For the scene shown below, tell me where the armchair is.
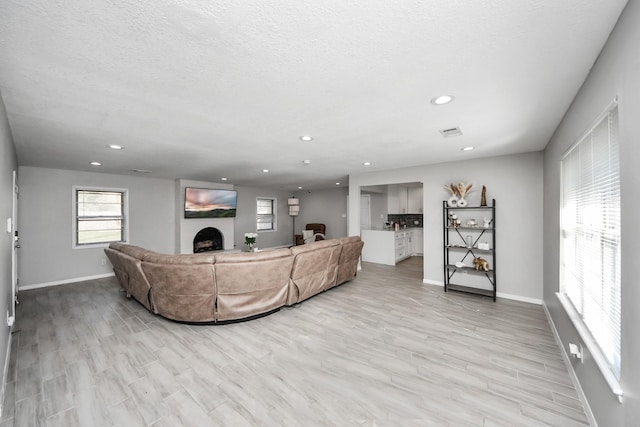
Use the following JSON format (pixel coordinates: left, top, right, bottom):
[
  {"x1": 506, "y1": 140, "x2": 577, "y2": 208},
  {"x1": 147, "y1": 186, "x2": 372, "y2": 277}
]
[{"x1": 295, "y1": 223, "x2": 326, "y2": 245}]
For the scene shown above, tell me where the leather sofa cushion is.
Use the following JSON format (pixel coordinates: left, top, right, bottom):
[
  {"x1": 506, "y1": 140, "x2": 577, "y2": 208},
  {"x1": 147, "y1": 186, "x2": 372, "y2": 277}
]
[
  {"x1": 143, "y1": 252, "x2": 216, "y2": 265},
  {"x1": 335, "y1": 236, "x2": 365, "y2": 287},
  {"x1": 141, "y1": 254, "x2": 216, "y2": 322},
  {"x1": 215, "y1": 248, "x2": 293, "y2": 321},
  {"x1": 289, "y1": 239, "x2": 342, "y2": 303}
]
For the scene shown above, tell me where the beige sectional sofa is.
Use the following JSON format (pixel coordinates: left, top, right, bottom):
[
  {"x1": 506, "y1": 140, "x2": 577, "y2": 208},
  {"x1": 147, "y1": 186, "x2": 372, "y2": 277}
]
[{"x1": 104, "y1": 236, "x2": 364, "y2": 323}]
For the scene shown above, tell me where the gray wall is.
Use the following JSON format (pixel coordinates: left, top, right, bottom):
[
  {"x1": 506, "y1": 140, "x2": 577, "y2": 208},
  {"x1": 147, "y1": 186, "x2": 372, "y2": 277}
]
[
  {"x1": 296, "y1": 187, "x2": 349, "y2": 240},
  {"x1": 16, "y1": 168, "x2": 299, "y2": 287},
  {"x1": 349, "y1": 151, "x2": 544, "y2": 302},
  {"x1": 17, "y1": 166, "x2": 176, "y2": 287},
  {"x1": 543, "y1": 1, "x2": 639, "y2": 424},
  {"x1": 0, "y1": 92, "x2": 17, "y2": 415},
  {"x1": 233, "y1": 185, "x2": 293, "y2": 249},
  {"x1": 364, "y1": 191, "x2": 388, "y2": 230}
]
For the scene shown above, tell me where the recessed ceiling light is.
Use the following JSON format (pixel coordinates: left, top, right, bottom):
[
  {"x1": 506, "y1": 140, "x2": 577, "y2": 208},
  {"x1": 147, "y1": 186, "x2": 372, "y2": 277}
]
[
  {"x1": 300, "y1": 135, "x2": 313, "y2": 142},
  {"x1": 462, "y1": 146, "x2": 475, "y2": 151},
  {"x1": 302, "y1": 160, "x2": 311, "y2": 165},
  {"x1": 362, "y1": 162, "x2": 372, "y2": 166},
  {"x1": 221, "y1": 177, "x2": 228, "y2": 181},
  {"x1": 108, "y1": 144, "x2": 124, "y2": 150},
  {"x1": 131, "y1": 168, "x2": 152, "y2": 173},
  {"x1": 90, "y1": 161, "x2": 101, "y2": 166},
  {"x1": 298, "y1": 186, "x2": 303, "y2": 190},
  {"x1": 262, "y1": 169, "x2": 270, "y2": 173},
  {"x1": 431, "y1": 95, "x2": 455, "y2": 105},
  {"x1": 335, "y1": 182, "x2": 340, "y2": 186}
]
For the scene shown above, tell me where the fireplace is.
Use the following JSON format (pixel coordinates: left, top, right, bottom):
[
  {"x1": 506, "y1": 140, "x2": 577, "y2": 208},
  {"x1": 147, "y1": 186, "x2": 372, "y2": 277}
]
[{"x1": 193, "y1": 227, "x2": 223, "y2": 253}]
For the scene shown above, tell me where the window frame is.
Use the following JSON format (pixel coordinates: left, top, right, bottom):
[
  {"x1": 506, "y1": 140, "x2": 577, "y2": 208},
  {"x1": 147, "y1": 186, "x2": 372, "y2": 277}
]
[
  {"x1": 72, "y1": 186, "x2": 129, "y2": 249},
  {"x1": 256, "y1": 197, "x2": 277, "y2": 232},
  {"x1": 557, "y1": 98, "x2": 623, "y2": 400}
]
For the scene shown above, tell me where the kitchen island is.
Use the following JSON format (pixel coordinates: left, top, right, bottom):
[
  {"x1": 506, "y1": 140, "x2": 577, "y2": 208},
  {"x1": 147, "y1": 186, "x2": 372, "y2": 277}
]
[{"x1": 361, "y1": 227, "x2": 423, "y2": 266}]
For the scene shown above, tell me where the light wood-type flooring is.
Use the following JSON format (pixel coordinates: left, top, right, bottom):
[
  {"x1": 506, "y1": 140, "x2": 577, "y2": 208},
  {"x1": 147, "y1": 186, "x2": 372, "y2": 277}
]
[{"x1": 1, "y1": 257, "x2": 589, "y2": 426}]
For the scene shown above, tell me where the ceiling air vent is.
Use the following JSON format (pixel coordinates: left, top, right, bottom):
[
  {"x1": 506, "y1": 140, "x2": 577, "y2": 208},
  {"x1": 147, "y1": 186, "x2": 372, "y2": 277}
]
[{"x1": 440, "y1": 127, "x2": 463, "y2": 138}]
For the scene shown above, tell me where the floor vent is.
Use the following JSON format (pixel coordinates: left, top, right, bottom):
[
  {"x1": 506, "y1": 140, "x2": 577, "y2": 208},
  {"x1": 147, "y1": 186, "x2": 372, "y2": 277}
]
[{"x1": 440, "y1": 127, "x2": 463, "y2": 137}]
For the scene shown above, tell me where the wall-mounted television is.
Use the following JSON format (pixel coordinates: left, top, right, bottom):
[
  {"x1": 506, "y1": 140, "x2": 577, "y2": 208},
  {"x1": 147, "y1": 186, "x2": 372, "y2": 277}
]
[{"x1": 184, "y1": 187, "x2": 237, "y2": 219}]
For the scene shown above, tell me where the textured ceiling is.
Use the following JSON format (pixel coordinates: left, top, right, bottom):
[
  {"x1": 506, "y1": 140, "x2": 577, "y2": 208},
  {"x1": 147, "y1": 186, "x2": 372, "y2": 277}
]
[{"x1": 0, "y1": 0, "x2": 628, "y2": 190}]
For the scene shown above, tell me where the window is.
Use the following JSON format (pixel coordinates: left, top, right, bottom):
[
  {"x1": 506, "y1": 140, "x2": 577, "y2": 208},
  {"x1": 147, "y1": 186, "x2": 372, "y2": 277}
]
[
  {"x1": 560, "y1": 102, "x2": 621, "y2": 380},
  {"x1": 74, "y1": 187, "x2": 128, "y2": 247},
  {"x1": 256, "y1": 197, "x2": 276, "y2": 231}
]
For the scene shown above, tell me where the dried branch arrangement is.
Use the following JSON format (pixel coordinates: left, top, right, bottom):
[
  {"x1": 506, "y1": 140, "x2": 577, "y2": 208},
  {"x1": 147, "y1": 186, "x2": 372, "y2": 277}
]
[{"x1": 444, "y1": 182, "x2": 472, "y2": 198}]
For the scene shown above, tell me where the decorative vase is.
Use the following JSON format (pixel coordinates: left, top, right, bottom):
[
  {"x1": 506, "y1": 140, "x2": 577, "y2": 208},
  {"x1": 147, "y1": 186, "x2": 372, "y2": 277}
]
[
  {"x1": 246, "y1": 242, "x2": 255, "y2": 252},
  {"x1": 447, "y1": 195, "x2": 459, "y2": 207},
  {"x1": 457, "y1": 197, "x2": 468, "y2": 207}
]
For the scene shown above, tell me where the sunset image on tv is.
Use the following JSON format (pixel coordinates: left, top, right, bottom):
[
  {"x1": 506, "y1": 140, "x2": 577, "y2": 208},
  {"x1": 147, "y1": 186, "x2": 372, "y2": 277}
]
[{"x1": 184, "y1": 188, "x2": 237, "y2": 218}]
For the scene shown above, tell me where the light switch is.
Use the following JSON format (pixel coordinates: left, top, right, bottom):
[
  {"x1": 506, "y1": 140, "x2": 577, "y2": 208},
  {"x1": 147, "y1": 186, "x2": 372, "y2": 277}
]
[{"x1": 5, "y1": 218, "x2": 11, "y2": 234}]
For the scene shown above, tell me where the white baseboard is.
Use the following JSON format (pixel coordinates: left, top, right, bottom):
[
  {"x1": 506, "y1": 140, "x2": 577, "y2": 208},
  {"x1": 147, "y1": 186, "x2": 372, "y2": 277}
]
[
  {"x1": 543, "y1": 303, "x2": 597, "y2": 427},
  {"x1": 422, "y1": 279, "x2": 542, "y2": 305},
  {"x1": 496, "y1": 292, "x2": 542, "y2": 305},
  {"x1": 0, "y1": 332, "x2": 12, "y2": 419},
  {"x1": 19, "y1": 272, "x2": 115, "y2": 291}
]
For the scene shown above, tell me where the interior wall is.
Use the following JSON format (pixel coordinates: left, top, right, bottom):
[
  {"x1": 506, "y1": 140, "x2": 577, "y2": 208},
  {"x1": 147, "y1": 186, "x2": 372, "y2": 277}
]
[
  {"x1": 349, "y1": 151, "x2": 544, "y2": 302},
  {"x1": 295, "y1": 187, "x2": 348, "y2": 240},
  {"x1": 543, "y1": 0, "x2": 639, "y2": 424},
  {"x1": 0, "y1": 91, "x2": 17, "y2": 416},
  {"x1": 17, "y1": 166, "x2": 176, "y2": 287},
  {"x1": 233, "y1": 185, "x2": 293, "y2": 249}
]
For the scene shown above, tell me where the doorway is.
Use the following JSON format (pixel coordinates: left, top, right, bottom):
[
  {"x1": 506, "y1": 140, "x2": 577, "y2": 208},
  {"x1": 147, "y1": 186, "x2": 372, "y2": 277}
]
[
  {"x1": 10, "y1": 170, "x2": 19, "y2": 323},
  {"x1": 360, "y1": 194, "x2": 371, "y2": 230},
  {"x1": 359, "y1": 182, "x2": 424, "y2": 277}
]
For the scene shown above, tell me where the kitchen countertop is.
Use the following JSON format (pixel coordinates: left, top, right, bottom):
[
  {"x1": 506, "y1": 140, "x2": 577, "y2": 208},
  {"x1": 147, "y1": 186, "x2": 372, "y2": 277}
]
[{"x1": 362, "y1": 226, "x2": 423, "y2": 231}]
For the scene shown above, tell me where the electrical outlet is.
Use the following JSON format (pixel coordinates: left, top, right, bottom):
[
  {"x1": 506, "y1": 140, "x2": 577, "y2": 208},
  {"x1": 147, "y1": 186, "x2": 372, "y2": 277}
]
[
  {"x1": 6, "y1": 311, "x2": 14, "y2": 327},
  {"x1": 569, "y1": 343, "x2": 584, "y2": 363}
]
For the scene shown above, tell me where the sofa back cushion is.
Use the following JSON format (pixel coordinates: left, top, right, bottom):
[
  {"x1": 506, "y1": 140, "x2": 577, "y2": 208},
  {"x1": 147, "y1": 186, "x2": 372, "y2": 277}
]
[
  {"x1": 111, "y1": 242, "x2": 151, "y2": 259},
  {"x1": 289, "y1": 239, "x2": 342, "y2": 304},
  {"x1": 334, "y1": 236, "x2": 364, "y2": 287},
  {"x1": 104, "y1": 247, "x2": 129, "y2": 292},
  {"x1": 141, "y1": 253, "x2": 216, "y2": 322},
  {"x1": 214, "y1": 248, "x2": 293, "y2": 321},
  {"x1": 112, "y1": 248, "x2": 154, "y2": 310}
]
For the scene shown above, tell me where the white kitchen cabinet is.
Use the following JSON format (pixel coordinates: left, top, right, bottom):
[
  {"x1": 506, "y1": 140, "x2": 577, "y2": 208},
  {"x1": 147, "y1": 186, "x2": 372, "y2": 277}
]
[
  {"x1": 387, "y1": 185, "x2": 402, "y2": 214},
  {"x1": 388, "y1": 184, "x2": 423, "y2": 214},
  {"x1": 395, "y1": 231, "x2": 408, "y2": 262},
  {"x1": 398, "y1": 187, "x2": 408, "y2": 214},
  {"x1": 407, "y1": 186, "x2": 423, "y2": 213}
]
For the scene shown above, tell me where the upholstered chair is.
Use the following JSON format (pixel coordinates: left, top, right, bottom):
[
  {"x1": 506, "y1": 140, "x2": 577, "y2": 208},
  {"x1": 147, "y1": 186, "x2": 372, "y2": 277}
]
[
  {"x1": 295, "y1": 223, "x2": 326, "y2": 245},
  {"x1": 305, "y1": 223, "x2": 326, "y2": 241}
]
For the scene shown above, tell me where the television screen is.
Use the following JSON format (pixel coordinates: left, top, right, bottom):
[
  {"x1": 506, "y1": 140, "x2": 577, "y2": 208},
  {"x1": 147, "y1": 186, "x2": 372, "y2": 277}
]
[{"x1": 184, "y1": 187, "x2": 237, "y2": 218}]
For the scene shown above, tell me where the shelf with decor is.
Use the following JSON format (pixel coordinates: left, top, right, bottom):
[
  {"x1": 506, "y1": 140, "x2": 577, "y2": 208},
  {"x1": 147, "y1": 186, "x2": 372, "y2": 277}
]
[{"x1": 443, "y1": 199, "x2": 496, "y2": 301}]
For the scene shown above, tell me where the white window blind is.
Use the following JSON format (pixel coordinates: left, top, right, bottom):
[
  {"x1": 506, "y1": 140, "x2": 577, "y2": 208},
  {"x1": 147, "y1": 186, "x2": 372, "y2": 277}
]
[
  {"x1": 256, "y1": 198, "x2": 276, "y2": 231},
  {"x1": 560, "y1": 103, "x2": 621, "y2": 378},
  {"x1": 75, "y1": 189, "x2": 126, "y2": 246}
]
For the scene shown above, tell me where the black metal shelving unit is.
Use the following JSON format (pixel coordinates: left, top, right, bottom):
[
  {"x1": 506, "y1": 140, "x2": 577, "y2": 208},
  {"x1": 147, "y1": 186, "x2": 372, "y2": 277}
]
[{"x1": 443, "y1": 199, "x2": 496, "y2": 301}]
